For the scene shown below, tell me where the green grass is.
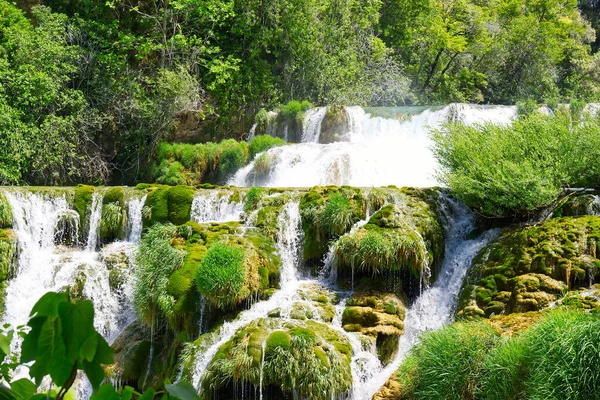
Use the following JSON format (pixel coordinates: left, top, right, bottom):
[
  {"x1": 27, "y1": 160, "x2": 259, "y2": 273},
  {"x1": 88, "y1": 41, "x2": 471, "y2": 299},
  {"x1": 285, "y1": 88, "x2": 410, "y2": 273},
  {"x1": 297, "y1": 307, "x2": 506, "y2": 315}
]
[
  {"x1": 0, "y1": 192, "x2": 12, "y2": 229},
  {"x1": 320, "y1": 193, "x2": 354, "y2": 237},
  {"x1": 243, "y1": 186, "x2": 265, "y2": 213},
  {"x1": 134, "y1": 223, "x2": 184, "y2": 325},
  {"x1": 194, "y1": 242, "x2": 248, "y2": 310},
  {"x1": 249, "y1": 135, "x2": 286, "y2": 160},
  {"x1": 396, "y1": 309, "x2": 600, "y2": 400}
]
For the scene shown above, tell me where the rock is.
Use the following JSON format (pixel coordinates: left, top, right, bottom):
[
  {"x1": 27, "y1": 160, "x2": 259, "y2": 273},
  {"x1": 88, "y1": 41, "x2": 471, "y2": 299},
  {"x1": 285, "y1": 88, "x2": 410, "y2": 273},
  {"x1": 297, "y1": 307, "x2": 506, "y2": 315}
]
[{"x1": 458, "y1": 216, "x2": 600, "y2": 318}]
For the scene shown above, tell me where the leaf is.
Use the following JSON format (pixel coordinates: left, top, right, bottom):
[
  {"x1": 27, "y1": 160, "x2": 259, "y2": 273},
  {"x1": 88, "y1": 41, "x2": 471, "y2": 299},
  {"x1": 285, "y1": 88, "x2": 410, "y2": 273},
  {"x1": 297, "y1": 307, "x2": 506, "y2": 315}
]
[
  {"x1": 0, "y1": 385, "x2": 20, "y2": 400},
  {"x1": 89, "y1": 384, "x2": 119, "y2": 400},
  {"x1": 20, "y1": 317, "x2": 44, "y2": 363},
  {"x1": 164, "y1": 382, "x2": 200, "y2": 400},
  {"x1": 138, "y1": 388, "x2": 155, "y2": 400},
  {"x1": 82, "y1": 360, "x2": 104, "y2": 391},
  {"x1": 92, "y1": 334, "x2": 114, "y2": 365},
  {"x1": 30, "y1": 292, "x2": 68, "y2": 318},
  {"x1": 29, "y1": 317, "x2": 70, "y2": 386},
  {"x1": 0, "y1": 330, "x2": 13, "y2": 356},
  {"x1": 79, "y1": 334, "x2": 98, "y2": 362},
  {"x1": 58, "y1": 300, "x2": 95, "y2": 363},
  {"x1": 9, "y1": 379, "x2": 36, "y2": 398},
  {"x1": 121, "y1": 386, "x2": 134, "y2": 400}
]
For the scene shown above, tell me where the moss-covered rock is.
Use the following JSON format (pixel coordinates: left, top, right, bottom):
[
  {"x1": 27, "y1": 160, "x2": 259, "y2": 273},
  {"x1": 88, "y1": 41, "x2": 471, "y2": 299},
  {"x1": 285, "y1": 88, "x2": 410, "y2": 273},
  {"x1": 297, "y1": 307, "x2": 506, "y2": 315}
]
[
  {"x1": 166, "y1": 221, "x2": 281, "y2": 333},
  {"x1": 54, "y1": 210, "x2": 81, "y2": 245},
  {"x1": 201, "y1": 318, "x2": 352, "y2": 400},
  {"x1": 73, "y1": 185, "x2": 95, "y2": 240},
  {"x1": 100, "y1": 187, "x2": 126, "y2": 241},
  {"x1": 299, "y1": 186, "x2": 366, "y2": 265},
  {"x1": 141, "y1": 185, "x2": 196, "y2": 227},
  {"x1": 458, "y1": 216, "x2": 600, "y2": 318},
  {"x1": 342, "y1": 281, "x2": 406, "y2": 365},
  {"x1": 0, "y1": 191, "x2": 13, "y2": 229},
  {"x1": 335, "y1": 188, "x2": 445, "y2": 297},
  {"x1": 0, "y1": 229, "x2": 16, "y2": 283},
  {"x1": 319, "y1": 105, "x2": 350, "y2": 144},
  {"x1": 268, "y1": 283, "x2": 337, "y2": 323}
]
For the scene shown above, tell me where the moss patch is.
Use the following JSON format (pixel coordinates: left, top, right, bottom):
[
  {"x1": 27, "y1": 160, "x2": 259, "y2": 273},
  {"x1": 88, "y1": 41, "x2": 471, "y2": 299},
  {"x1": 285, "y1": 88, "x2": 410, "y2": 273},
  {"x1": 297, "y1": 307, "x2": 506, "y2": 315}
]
[
  {"x1": 299, "y1": 186, "x2": 366, "y2": 265},
  {"x1": 458, "y1": 216, "x2": 600, "y2": 318},
  {"x1": 335, "y1": 188, "x2": 445, "y2": 298},
  {"x1": 202, "y1": 318, "x2": 352, "y2": 400},
  {"x1": 0, "y1": 191, "x2": 13, "y2": 229}
]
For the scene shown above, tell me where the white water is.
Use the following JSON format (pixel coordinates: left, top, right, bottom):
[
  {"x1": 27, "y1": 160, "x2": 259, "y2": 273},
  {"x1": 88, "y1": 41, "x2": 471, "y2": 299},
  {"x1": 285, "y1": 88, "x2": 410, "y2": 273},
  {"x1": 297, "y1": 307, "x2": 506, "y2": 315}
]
[
  {"x1": 356, "y1": 198, "x2": 499, "y2": 400},
  {"x1": 301, "y1": 107, "x2": 327, "y2": 143},
  {"x1": 86, "y1": 193, "x2": 103, "y2": 251},
  {"x1": 1, "y1": 189, "x2": 142, "y2": 397},
  {"x1": 230, "y1": 104, "x2": 516, "y2": 188},
  {"x1": 191, "y1": 202, "x2": 304, "y2": 390},
  {"x1": 127, "y1": 195, "x2": 147, "y2": 243},
  {"x1": 190, "y1": 192, "x2": 244, "y2": 223}
]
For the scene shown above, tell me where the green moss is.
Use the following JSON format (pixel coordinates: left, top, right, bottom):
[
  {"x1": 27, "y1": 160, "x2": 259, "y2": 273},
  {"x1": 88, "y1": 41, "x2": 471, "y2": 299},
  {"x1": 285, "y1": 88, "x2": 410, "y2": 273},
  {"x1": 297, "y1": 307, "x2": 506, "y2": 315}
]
[
  {"x1": 103, "y1": 187, "x2": 125, "y2": 206},
  {"x1": 0, "y1": 229, "x2": 16, "y2": 282},
  {"x1": 143, "y1": 186, "x2": 170, "y2": 227},
  {"x1": 202, "y1": 318, "x2": 351, "y2": 399},
  {"x1": 168, "y1": 186, "x2": 194, "y2": 225},
  {"x1": 266, "y1": 331, "x2": 292, "y2": 351},
  {"x1": 334, "y1": 188, "x2": 445, "y2": 297},
  {"x1": 299, "y1": 186, "x2": 366, "y2": 263},
  {"x1": 73, "y1": 185, "x2": 94, "y2": 234},
  {"x1": 319, "y1": 105, "x2": 350, "y2": 144},
  {"x1": 0, "y1": 192, "x2": 13, "y2": 229},
  {"x1": 458, "y1": 216, "x2": 600, "y2": 318},
  {"x1": 244, "y1": 186, "x2": 265, "y2": 213}
]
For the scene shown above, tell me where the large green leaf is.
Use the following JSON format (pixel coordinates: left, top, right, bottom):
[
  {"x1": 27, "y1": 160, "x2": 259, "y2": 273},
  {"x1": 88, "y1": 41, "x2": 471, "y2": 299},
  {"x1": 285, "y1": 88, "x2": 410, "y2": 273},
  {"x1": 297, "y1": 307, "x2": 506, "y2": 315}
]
[
  {"x1": 164, "y1": 382, "x2": 200, "y2": 400},
  {"x1": 59, "y1": 300, "x2": 96, "y2": 363},
  {"x1": 81, "y1": 360, "x2": 104, "y2": 391},
  {"x1": 9, "y1": 379, "x2": 36, "y2": 398},
  {"x1": 0, "y1": 330, "x2": 13, "y2": 357},
  {"x1": 28, "y1": 316, "x2": 70, "y2": 386},
  {"x1": 20, "y1": 317, "x2": 44, "y2": 363},
  {"x1": 89, "y1": 384, "x2": 119, "y2": 400},
  {"x1": 30, "y1": 292, "x2": 68, "y2": 318}
]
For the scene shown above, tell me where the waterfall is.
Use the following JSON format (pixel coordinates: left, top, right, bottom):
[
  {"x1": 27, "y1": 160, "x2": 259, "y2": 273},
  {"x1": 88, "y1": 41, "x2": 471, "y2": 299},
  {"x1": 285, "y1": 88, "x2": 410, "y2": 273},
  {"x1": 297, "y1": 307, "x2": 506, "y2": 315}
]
[
  {"x1": 1, "y1": 189, "x2": 143, "y2": 397},
  {"x1": 127, "y1": 195, "x2": 147, "y2": 243},
  {"x1": 190, "y1": 192, "x2": 244, "y2": 223},
  {"x1": 301, "y1": 107, "x2": 327, "y2": 143},
  {"x1": 230, "y1": 104, "x2": 517, "y2": 188},
  {"x1": 356, "y1": 197, "x2": 500, "y2": 400},
  {"x1": 86, "y1": 193, "x2": 103, "y2": 251},
  {"x1": 191, "y1": 202, "x2": 304, "y2": 391}
]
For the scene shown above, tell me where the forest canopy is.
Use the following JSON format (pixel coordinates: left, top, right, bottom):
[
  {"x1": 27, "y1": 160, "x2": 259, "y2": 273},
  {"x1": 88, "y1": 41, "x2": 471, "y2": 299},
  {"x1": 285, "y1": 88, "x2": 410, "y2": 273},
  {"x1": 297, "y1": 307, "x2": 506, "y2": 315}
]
[{"x1": 0, "y1": 0, "x2": 599, "y2": 185}]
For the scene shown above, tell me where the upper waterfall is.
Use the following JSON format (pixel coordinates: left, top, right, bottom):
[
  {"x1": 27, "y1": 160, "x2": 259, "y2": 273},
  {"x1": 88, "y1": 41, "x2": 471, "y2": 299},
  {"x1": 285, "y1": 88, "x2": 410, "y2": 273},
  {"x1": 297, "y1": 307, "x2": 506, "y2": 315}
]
[{"x1": 230, "y1": 104, "x2": 516, "y2": 188}]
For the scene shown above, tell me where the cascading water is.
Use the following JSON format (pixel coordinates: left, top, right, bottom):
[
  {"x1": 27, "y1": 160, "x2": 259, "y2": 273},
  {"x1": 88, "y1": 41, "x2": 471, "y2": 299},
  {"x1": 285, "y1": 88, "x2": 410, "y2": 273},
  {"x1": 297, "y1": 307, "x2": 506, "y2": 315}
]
[
  {"x1": 355, "y1": 197, "x2": 500, "y2": 400},
  {"x1": 191, "y1": 201, "x2": 304, "y2": 391},
  {"x1": 1, "y1": 189, "x2": 144, "y2": 398},
  {"x1": 301, "y1": 107, "x2": 327, "y2": 143},
  {"x1": 127, "y1": 195, "x2": 147, "y2": 243},
  {"x1": 230, "y1": 104, "x2": 517, "y2": 188},
  {"x1": 190, "y1": 191, "x2": 244, "y2": 223}
]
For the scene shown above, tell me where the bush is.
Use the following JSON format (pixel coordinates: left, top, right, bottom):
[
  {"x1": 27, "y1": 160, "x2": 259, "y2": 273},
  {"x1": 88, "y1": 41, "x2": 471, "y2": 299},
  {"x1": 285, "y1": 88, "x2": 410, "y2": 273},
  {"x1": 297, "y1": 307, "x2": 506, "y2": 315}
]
[
  {"x1": 320, "y1": 193, "x2": 354, "y2": 237},
  {"x1": 194, "y1": 242, "x2": 248, "y2": 310},
  {"x1": 218, "y1": 143, "x2": 248, "y2": 181},
  {"x1": 278, "y1": 100, "x2": 313, "y2": 119},
  {"x1": 244, "y1": 186, "x2": 265, "y2": 213},
  {"x1": 249, "y1": 135, "x2": 286, "y2": 160},
  {"x1": 432, "y1": 111, "x2": 600, "y2": 217}
]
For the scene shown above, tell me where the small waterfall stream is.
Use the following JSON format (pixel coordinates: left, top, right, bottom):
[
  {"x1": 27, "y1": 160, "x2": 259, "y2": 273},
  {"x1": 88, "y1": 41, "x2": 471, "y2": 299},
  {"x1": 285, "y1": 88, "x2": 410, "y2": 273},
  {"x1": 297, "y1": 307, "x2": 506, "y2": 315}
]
[{"x1": 190, "y1": 191, "x2": 244, "y2": 223}]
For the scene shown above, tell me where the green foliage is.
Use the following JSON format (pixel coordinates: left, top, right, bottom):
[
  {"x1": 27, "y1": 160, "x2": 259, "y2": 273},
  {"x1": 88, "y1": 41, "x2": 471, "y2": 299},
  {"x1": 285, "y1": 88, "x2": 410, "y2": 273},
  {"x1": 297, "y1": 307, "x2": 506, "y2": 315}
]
[
  {"x1": 100, "y1": 202, "x2": 123, "y2": 240},
  {"x1": 134, "y1": 224, "x2": 184, "y2": 325},
  {"x1": 194, "y1": 242, "x2": 248, "y2": 310},
  {"x1": 432, "y1": 112, "x2": 600, "y2": 217},
  {"x1": 20, "y1": 292, "x2": 114, "y2": 394},
  {"x1": 0, "y1": 192, "x2": 12, "y2": 229},
  {"x1": 320, "y1": 193, "x2": 354, "y2": 238},
  {"x1": 248, "y1": 135, "x2": 286, "y2": 160},
  {"x1": 398, "y1": 321, "x2": 499, "y2": 400},
  {"x1": 167, "y1": 186, "x2": 194, "y2": 226},
  {"x1": 243, "y1": 187, "x2": 265, "y2": 213},
  {"x1": 278, "y1": 101, "x2": 313, "y2": 119},
  {"x1": 397, "y1": 309, "x2": 600, "y2": 400},
  {"x1": 73, "y1": 185, "x2": 94, "y2": 232}
]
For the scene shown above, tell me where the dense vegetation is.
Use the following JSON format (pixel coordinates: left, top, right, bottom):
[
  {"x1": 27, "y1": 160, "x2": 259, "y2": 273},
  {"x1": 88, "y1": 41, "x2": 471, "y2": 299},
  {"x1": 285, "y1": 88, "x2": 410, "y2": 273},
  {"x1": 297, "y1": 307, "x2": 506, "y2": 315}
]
[
  {"x1": 0, "y1": 0, "x2": 599, "y2": 186},
  {"x1": 395, "y1": 309, "x2": 600, "y2": 400},
  {"x1": 432, "y1": 106, "x2": 600, "y2": 217}
]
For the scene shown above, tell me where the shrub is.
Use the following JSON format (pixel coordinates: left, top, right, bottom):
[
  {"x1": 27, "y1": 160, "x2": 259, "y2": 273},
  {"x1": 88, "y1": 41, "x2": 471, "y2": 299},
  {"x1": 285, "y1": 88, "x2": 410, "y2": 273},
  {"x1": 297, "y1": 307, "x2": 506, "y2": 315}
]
[
  {"x1": 432, "y1": 111, "x2": 600, "y2": 217},
  {"x1": 249, "y1": 135, "x2": 286, "y2": 160},
  {"x1": 217, "y1": 142, "x2": 248, "y2": 182},
  {"x1": 194, "y1": 242, "x2": 248, "y2": 310},
  {"x1": 278, "y1": 100, "x2": 313, "y2": 119},
  {"x1": 0, "y1": 192, "x2": 13, "y2": 229}
]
